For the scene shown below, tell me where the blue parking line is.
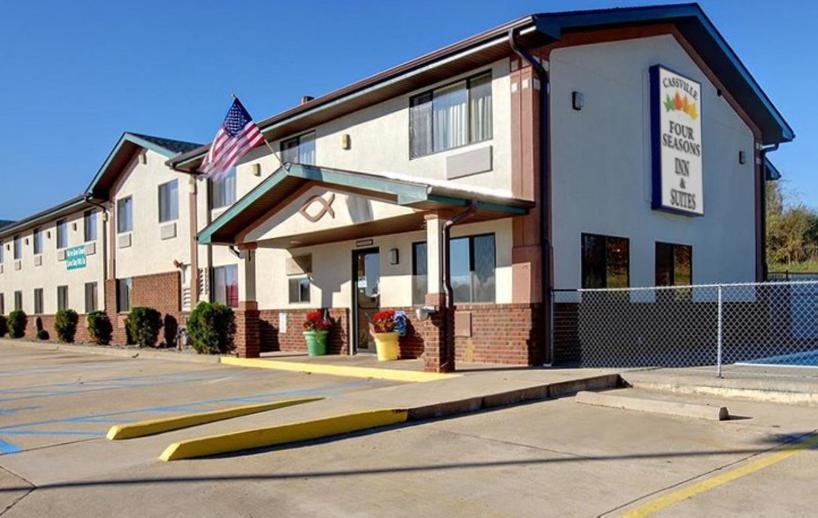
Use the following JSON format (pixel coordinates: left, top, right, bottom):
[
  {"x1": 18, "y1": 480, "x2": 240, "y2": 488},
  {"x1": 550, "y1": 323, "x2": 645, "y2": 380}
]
[{"x1": 0, "y1": 439, "x2": 22, "y2": 453}]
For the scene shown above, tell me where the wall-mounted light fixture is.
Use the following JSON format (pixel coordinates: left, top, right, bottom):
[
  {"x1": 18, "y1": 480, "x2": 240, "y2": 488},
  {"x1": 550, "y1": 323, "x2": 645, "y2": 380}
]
[
  {"x1": 46, "y1": 231, "x2": 51, "y2": 239},
  {"x1": 738, "y1": 151, "x2": 746, "y2": 165},
  {"x1": 572, "y1": 91, "x2": 584, "y2": 111},
  {"x1": 252, "y1": 163, "x2": 262, "y2": 176},
  {"x1": 139, "y1": 151, "x2": 147, "y2": 165},
  {"x1": 341, "y1": 134, "x2": 351, "y2": 150},
  {"x1": 389, "y1": 248, "x2": 399, "y2": 265},
  {"x1": 72, "y1": 222, "x2": 78, "y2": 231}
]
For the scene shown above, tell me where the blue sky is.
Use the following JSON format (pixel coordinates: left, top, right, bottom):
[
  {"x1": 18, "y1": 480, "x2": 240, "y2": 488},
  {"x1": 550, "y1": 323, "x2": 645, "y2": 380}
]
[{"x1": 0, "y1": 0, "x2": 814, "y2": 220}]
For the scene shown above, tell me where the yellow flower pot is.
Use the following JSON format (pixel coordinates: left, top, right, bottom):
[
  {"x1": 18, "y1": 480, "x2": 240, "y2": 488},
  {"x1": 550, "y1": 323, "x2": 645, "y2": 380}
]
[{"x1": 373, "y1": 332, "x2": 399, "y2": 361}]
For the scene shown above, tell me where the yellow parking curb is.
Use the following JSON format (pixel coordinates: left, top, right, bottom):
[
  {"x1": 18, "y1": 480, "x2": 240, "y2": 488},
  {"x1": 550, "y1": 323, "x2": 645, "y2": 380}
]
[
  {"x1": 107, "y1": 397, "x2": 323, "y2": 440},
  {"x1": 159, "y1": 408, "x2": 409, "y2": 461},
  {"x1": 220, "y1": 357, "x2": 457, "y2": 383}
]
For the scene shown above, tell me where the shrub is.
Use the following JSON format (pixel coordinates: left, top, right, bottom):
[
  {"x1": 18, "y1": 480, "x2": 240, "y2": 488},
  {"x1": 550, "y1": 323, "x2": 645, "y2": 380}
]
[
  {"x1": 187, "y1": 301, "x2": 235, "y2": 354},
  {"x1": 0, "y1": 315, "x2": 7, "y2": 338},
  {"x1": 55, "y1": 309, "x2": 79, "y2": 343},
  {"x1": 86, "y1": 311, "x2": 113, "y2": 345},
  {"x1": 125, "y1": 307, "x2": 162, "y2": 347},
  {"x1": 7, "y1": 311, "x2": 27, "y2": 338},
  {"x1": 36, "y1": 329, "x2": 50, "y2": 341},
  {"x1": 302, "y1": 310, "x2": 331, "y2": 332}
]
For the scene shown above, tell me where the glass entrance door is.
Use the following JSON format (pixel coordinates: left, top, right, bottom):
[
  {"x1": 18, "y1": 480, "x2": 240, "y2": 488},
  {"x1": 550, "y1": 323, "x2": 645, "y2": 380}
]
[{"x1": 353, "y1": 248, "x2": 380, "y2": 352}]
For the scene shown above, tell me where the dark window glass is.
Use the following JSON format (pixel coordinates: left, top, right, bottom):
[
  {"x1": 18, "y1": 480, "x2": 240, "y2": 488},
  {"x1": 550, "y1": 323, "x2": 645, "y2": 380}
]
[
  {"x1": 57, "y1": 286, "x2": 69, "y2": 312},
  {"x1": 212, "y1": 265, "x2": 238, "y2": 308},
  {"x1": 582, "y1": 234, "x2": 630, "y2": 289},
  {"x1": 412, "y1": 242, "x2": 427, "y2": 306},
  {"x1": 281, "y1": 132, "x2": 316, "y2": 165},
  {"x1": 34, "y1": 288, "x2": 43, "y2": 314},
  {"x1": 14, "y1": 291, "x2": 22, "y2": 312},
  {"x1": 0, "y1": 293, "x2": 4, "y2": 315},
  {"x1": 14, "y1": 235, "x2": 22, "y2": 260},
  {"x1": 33, "y1": 228, "x2": 43, "y2": 255},
  {"x1": 85, "y1": 282, "x2": 98, "y2": 313},
  {"x1": 288, "y1": 277, "x2": 311, "y2": 303},
  {"x1": 56, "y1": 220, "x2": 68, "y2": 249},
  {"x1": 84, "y1": 210, "x2": 97, "y2": 242},
  {"x1": 117, "y1": 278, "x2": 132, "y2": 313},
  {"x1": 656, "y1": 243, "x2": 693, "y2": 286}
]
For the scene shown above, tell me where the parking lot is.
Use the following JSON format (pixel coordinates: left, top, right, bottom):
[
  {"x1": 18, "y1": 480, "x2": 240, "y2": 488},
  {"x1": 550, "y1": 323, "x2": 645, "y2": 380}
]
[{"x1": 1, "y1": 344, "x2": 817, "y2": 517}]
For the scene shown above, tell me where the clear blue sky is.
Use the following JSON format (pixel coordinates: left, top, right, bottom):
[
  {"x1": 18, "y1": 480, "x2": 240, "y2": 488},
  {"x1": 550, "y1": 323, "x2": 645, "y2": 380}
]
[{"x1": 0, "y1": 0, "x2": 814, "y2": 220}]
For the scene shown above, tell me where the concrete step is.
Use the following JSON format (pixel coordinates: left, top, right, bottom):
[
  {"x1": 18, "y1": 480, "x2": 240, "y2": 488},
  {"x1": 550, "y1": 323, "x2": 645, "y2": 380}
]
[{"x1": 575, "y1": 389, "x2": 729, "y2": 421}]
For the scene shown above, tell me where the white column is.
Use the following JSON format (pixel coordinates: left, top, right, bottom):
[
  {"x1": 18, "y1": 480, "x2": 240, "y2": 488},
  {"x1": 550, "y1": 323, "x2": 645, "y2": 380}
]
[
  {"x1": 425, "y1": 213, "x2": 444, "y2": 300},
  {"x1": 238, "y1": 245, "x2": 257, "y2": 303}
]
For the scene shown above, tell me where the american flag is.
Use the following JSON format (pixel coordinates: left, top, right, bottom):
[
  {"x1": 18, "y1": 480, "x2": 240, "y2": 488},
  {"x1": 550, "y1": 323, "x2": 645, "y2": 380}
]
[{"x1": 200, "y1": 97, "x2": 265, "y2": 178}]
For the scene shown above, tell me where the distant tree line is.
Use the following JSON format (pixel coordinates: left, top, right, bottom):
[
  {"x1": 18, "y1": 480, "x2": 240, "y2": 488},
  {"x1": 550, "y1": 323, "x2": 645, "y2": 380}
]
[{"x1": 767, "y1": 182, "x2": 818, "y2": 269}]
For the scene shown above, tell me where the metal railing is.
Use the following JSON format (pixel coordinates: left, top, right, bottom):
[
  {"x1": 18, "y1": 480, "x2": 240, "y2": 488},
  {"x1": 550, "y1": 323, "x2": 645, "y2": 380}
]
[{"x1": 552, "y1": 281, "x2": 818, "y2": 376}]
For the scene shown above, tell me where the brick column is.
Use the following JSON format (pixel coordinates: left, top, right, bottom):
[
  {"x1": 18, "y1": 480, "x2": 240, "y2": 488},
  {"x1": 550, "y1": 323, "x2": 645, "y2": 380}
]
[
  {"x1": 422, "y1": 292, "x2": 453, "y2": 372},
  {"x1": 234, "y1": 301, "x2": 260, "y2": 358}
]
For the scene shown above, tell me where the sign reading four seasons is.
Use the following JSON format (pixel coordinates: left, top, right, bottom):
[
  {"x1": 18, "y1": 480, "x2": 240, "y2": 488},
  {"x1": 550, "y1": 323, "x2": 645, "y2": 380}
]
[{"x1": 650, "y1": 65, "x2": 704, "y2": 216}]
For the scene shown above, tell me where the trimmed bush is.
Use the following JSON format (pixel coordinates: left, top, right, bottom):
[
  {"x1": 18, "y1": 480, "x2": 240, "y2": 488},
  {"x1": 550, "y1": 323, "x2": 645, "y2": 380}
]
[
  {"x1": 86, "y1": 311, "x2": 113, "y2": 345},
  {"x1": 0, "y1": 315, "x2": 7, "y2": 338},
  {"x1": 55, "y1": 309, "x2": 79, "y2": 343},
  {"x1": 125, "y1": 307, "x2": 162, "y2": 347},
  {"x1": 36, "y1": 329, "x2": 50, "y2": 341},
  {"x1": 187, "y1": 301, "x2": 236, "y2": 354},
  {"x1": 7, "y1": 311, "x2": 27, "y2": 338}
]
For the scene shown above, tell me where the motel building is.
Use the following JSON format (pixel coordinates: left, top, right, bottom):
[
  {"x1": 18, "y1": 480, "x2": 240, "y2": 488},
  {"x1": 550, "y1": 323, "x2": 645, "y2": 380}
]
[{"x1": 0, "y1": 4, "x2": 793, "y2": 372}]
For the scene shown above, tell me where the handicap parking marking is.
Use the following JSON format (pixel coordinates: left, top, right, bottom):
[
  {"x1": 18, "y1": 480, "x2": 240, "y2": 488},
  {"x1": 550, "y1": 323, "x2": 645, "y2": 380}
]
[{"x1": 0, "y1": 439, "x2": 22, "y2": 454}]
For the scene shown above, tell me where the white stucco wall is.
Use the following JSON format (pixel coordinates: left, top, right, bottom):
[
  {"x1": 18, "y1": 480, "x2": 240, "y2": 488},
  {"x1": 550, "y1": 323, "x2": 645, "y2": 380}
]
[
  {"x1": 549, "y1": 35, "x2": 758, "y2": 289},
  {"x1": 0, "y1": 209, "x2": 106, "y2": 315}
]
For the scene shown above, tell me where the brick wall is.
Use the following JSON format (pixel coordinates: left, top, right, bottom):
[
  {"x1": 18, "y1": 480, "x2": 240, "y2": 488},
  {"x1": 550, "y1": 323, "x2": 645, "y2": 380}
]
[
  {"x1": 23, "y1": 313, "x2": 92, "y2": 343},
  {"x1": 453, "y1": 303, "x2": 542, "y2": 365},
  {"x1": 106, "y1": 271, "x2": 184, "y2": 347},
  {"x1": 258, "y1": 308, "x2": 350, "y2": 355}
]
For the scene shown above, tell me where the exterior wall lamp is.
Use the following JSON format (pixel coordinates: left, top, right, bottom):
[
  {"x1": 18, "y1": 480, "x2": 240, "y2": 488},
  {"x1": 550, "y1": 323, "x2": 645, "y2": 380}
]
[
  {"x1": 389, "y1": 248, "x2": 399, "y2": 265},
  {"x1": 572, "y1": 91, "x2": 584, "y2": 111}
]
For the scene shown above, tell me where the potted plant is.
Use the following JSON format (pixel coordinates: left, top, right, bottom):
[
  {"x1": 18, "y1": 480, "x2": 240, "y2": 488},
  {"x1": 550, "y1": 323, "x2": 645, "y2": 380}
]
[
  {"x1": 302, "y1": 310, "x2": 331, "y2": 356},
  {"x1": 370, "y1": 309, "x2": 399, "y2": 361}
]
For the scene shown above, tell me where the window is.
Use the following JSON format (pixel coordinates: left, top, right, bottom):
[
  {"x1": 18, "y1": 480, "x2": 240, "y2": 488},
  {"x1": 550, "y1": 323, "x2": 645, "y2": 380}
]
[
  {"x1": 158, "y1": 180, "x2": 179, "y2": 223},
  {"x1": 34, "y1": 289, "x2": 43, "y2": 314},
  {"x1": 56, "y1": 219, "x2": 68, "y2": 249},
  {"x1": 0, "y1": 294, "x2": 4, "y2": 315},
  {"x1": 117, "y1": 197, "x2": 133, "y2": 233},
  {"x1": 281, "y1": 132, "x2": 316, "y2": 165},
  {"x1": 288, "y1": 277, "x2": 311, "y2": 304},
  {"x1": 84, "y1": 210, "x2": 97, "y2": 242},
  {"x1": 33, "y1": 228, "x2": 43, "y2": 255},
  {"x1": 409, "y1": 72, "x2": 492, "y2": 158},
  {"x1": 581, "y1": 234, "x2": 630, "y2": 289},
  {"x1": 85, "y1": 282, "x2": 98, "y2": 313},
  {"x1": 14, "y1": 235, "x2": 22, "y2": 260},
  {"x1": 212, "y1": 265, "x2": 238, "y2": 308},
  {"x1": 14, "y1": 291, "x2": 22, "y2": 312},
  {"x1": 117, "y1": 278, "x2": 132, "y2": 313},
  {"x1": 0, "y1": 240, "x2": 3, "y2": 264},
  {"x1": 57, "y1": 286, "x2": 69, "y2": 312},
  {"x1": 412, "y1": 242, "x2": 428, "y2": 306},
  {"x1": 656, "y1": 243, "x2": 692, "y2": 286},
  {"x1": 210, "y1": 169, "x2": 236, "y2": 209}
]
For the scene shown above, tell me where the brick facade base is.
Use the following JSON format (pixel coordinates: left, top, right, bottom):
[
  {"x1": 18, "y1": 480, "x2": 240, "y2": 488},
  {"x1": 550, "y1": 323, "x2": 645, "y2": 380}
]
[
  {"x1": 23, "y1": 313, "x2": 93, "y2": 343},
  {"x1": 106, "y1": 271, "x2": 185, "y2": 347}
]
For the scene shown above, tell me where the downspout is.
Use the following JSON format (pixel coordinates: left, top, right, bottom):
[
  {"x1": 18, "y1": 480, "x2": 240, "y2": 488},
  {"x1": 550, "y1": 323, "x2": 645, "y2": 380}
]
[
  {"x1": 759, "y1": 143, "x2": 780, "y2": 281},
  {"x1": 84, "y1": 195, "x2": 109, "y2": 290},
  {"x1": 441, "y1": 202, "x2": 477, "y2": 372},
  {"x1": 509, "y1": 28, "x2": 553, "y2": 365}
]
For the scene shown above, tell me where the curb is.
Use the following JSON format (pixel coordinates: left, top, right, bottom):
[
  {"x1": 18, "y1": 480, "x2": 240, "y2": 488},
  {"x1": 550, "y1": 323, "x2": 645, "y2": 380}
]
[
  {"x1": 575, "y1": 390, "x2": 730, "y2": 421},
  {"x1": 107, "y1": 397, "x2": 324, "y2": 440},
  {"x1": 220, "y1": 356, "x2": 457, "y2": 383},
  {"x1": 159, "y1": 409, "x2": 409, "y2": 461},
  {"x1": 2, "y1": 339, "x2": 221, "y2": 364}
]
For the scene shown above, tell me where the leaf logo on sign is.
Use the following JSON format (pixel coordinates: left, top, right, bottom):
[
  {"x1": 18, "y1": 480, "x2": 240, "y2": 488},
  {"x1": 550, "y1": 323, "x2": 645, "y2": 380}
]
[{"x1": 664, "y1": 91, "x2": 698, "y2": 120}]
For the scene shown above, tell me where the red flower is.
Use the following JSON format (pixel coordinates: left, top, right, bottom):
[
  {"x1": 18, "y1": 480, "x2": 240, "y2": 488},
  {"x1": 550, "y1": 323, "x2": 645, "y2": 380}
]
[
  {"x1": 371, "y1": 309, "x2": 396, "y2": 334},
  {"x1": 303, "y1": 310, "x2": 331, "y2": 331}
]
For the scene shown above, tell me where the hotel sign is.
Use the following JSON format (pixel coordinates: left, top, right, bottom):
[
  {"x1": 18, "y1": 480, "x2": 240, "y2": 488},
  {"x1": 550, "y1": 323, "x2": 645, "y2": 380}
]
[
  {"x1": 650, "y1": 65, "x2": 703, "y2": 216},
  {"x1": 66, "y1": 245, "x2": 87, "y2": 271}
]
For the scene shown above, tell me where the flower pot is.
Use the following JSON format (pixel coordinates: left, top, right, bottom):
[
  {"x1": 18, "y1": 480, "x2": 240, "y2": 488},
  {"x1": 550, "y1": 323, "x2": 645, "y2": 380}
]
[
  {"x1": 373, "y1": 332, "x2": 399, "y2": 361},
  {"x1": 303, "y1": 330, "x2": 328, "y2": 356}
]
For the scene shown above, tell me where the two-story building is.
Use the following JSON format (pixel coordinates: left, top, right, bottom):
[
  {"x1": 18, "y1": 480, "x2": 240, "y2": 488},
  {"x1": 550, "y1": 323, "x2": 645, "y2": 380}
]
[{"x1": 0, "y1": 4, "x2": 793, "y2": 372}]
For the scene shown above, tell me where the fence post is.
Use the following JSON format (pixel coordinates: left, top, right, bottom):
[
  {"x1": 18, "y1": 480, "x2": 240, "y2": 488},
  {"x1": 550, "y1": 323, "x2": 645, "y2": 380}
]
[{"x1": 716, "y1": 285, "x2": 723, "y2": 378}]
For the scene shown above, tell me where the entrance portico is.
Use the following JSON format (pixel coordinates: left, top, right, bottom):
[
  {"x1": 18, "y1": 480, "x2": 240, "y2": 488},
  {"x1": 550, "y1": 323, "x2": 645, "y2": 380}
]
[{"x1": 199, "y1": 163, "x2": 533, "y2": 371}]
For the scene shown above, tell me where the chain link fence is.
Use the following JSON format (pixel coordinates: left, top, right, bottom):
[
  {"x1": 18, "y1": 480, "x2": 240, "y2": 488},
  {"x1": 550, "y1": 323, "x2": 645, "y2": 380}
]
[{"x1": 552, "y1": 281, "x2": 818, "y2": 376}]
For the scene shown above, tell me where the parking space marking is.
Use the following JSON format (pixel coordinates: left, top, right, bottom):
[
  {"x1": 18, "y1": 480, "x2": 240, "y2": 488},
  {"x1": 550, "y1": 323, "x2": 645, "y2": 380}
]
[
  {"x1": 621, "y1": 432, "x2": 818, "y2": 517},
  {"x1": 0, "y1": 439, "x2": 21, "y2": 454}
]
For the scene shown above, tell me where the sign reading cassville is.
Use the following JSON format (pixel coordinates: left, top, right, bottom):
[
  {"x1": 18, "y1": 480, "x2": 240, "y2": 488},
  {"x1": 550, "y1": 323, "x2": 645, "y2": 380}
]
[{"x1": 650, "y1": 65, "x2": 704, "y2": 216}]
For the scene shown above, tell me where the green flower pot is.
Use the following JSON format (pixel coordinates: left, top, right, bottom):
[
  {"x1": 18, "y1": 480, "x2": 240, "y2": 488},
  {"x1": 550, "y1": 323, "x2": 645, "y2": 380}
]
[{"x1": 303, "y1": 330, "x2": 329, "y2": 356}]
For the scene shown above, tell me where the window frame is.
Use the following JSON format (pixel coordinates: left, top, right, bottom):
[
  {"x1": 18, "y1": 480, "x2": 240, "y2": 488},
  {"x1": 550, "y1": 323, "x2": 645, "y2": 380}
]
[
  {"x1": 210, "y1": 169, "x2": 237, "y2": 210},
  {"x1": 280, "y1": 131, "x2": 316, "y2": 165},
  {"x1": 84, "y1": 210, "x2": 97, "y2": 242},
  {"x1": 116, "y1": 278, "x2": 132, "y2": 313},
  {"x1": 158, "y1": 179, "x2": 179, "y2": 223},
  {"x1": 56, "y1": 219, "x2": 68, "y2": 249},
  {"x1": 117, "y1": 197, "x2": 133, "y2": 234},
  {"x1": 411, "y1": 241, "x2": 428, "y2": 306},
  {"x1": 655, "y1": 242, "x2": 693, "y2": 287},
  {"x1": 211, "y1": 265, "x2": 239, "y2": 308},
  {"x1": 408, "y1": 71, "x2": 493, "y2": 159},
  {"x1": 85, "y1": 282, "x2": 98, "y2": 313},
  {"x1": 14, "y1": 291, "x2": 22, "y2": 312},
  {"x1": 411, "y1": 233, "x2": 496, "y2": 304},
  {"x1": 287, "y1": 276, "x2": 311, "y2": 304},
  {"x1": 57, "y1": 285, "x2": 69, "y2": 312},
  {"x1": 34, "y1": 288, "x2": 43, "y2": 314},
  {"x1": 13, "y1": 235, "x2": 22, "y2": 260},
  {"x1": 581, "y1": 233, "x2": 631, "y2": 289},
  {"x1": 33, "y1": 228, "x2": 43, "y2": 255}
]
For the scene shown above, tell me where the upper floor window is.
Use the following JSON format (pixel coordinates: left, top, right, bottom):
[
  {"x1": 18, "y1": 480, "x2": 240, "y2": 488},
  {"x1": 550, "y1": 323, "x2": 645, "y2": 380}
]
[
  {"x1": 84, "y1": 210, "x2": 97, "y2": 242},
  {"x1": 117, "y1": 197, "x2": 133, "y2": 234},
  {"x1": 582, "y1": 233, "x2": 630, "y2": 289},
  {"x1": 211, "y1": 169, "x2": 236, "y2": 210},
  {"x1": 0, "y1": 240, "x2": 4, "y2": 263},
  {"x1": 33, "y1": 228, "x2": 43, "y2": 255},
  {"x1": 13, "y1": 235, "x2": 22, "y2": 260},
  {"x1": 281, "y1": 132, "x2": 316, "y2": 165},
  {"x1": 409, "y1": 72, "x2": 492, "y2": 159},
  {"x1": 158, "y1": 180, "x2": 179, "y2": 223},
  {"x1": 56, "y1": 219, "x2": 68, "y2": 249},
  {"x1": 656, "y1": 242, "x2": 692, "y2": 286}
]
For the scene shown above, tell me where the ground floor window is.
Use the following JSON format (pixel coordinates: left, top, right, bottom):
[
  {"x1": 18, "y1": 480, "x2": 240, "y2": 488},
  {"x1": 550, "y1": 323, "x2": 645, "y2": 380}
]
[
  {"x1": 411, "y1": 234, "x2": 496, "y2": 304},
  {"x1": 655, "y1": 242, "x2": 692, "y2": 287},
  {"x1": 581, "y1": 233, "x2": 630, "y2": 289},
  {"x1": 412, "y1": 242, "x2": 428, "y2": 306},
  {"x1": 117, "y1": 278, "x2": 132, "y2": 313},
  {"x1": 0, "y1": 294, "x2": 4, "y2": 315},
  {"x1": 34, "y1": 288, "x2": 43, "y2": 314},
  {"x1": 57, "y1": 286, "x2": 69, "y2": 312},
  {"x1": 288, "y1": 277, "x2": 311, "y2": 303},
  {"x1": 212, "y1": 265, "x2": 238, "y2": 308},
  {"x1": 85, "y1": 282, "x2": 98, "y2": 313},
  {"x1": 14, "y1": 291, "x2": 22, "y2": 312}
]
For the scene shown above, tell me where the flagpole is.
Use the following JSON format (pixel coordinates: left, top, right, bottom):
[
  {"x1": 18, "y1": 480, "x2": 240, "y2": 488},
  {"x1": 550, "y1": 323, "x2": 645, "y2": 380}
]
[{"x1": 233, "y1": 93, "x2": 282, "y2": 166}]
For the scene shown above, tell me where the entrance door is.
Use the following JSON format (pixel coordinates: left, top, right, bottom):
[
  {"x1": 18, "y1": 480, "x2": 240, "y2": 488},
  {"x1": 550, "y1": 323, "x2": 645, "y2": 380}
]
[{"x1": 352, "y1": 248, "x2": 380, "y2": 353}]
